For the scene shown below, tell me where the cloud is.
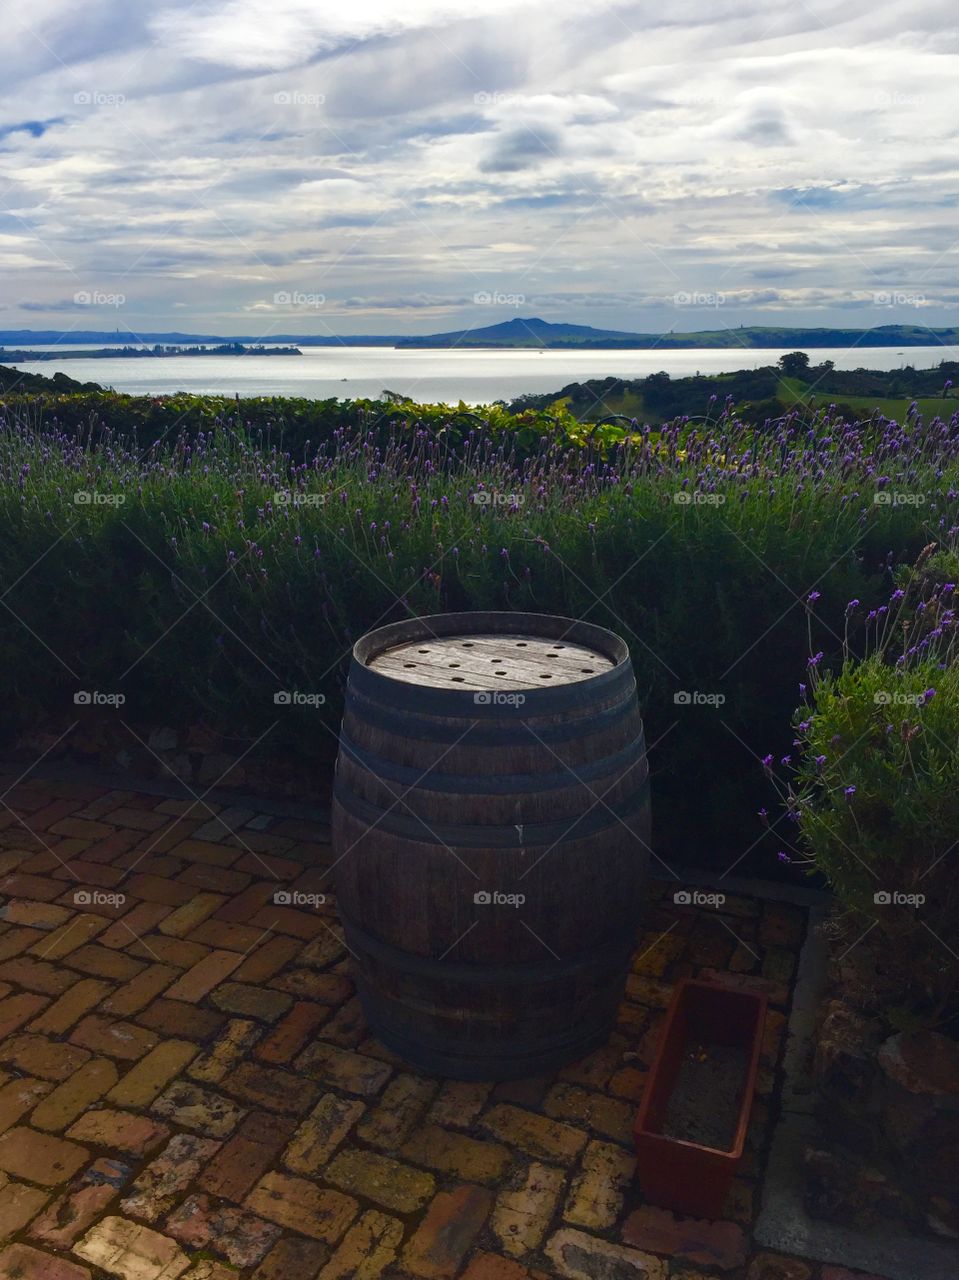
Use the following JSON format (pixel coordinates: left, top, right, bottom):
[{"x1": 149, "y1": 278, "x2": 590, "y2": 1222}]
[
  {"x1": 479, "y1": 125, "x2": 563, "y2": 172},
  {"x1": 1, "y1": 0, "x2": 959, "y2": 332}
]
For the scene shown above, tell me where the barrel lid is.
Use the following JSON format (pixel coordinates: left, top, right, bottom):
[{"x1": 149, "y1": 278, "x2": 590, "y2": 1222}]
[{"x1": 351, "y1": 612, "x2": 631, "y2": 706}]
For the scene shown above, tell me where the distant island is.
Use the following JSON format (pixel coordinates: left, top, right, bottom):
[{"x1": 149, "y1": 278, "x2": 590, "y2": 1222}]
[
  {"x1": 0, "y1": 342, "x2": 301, "y2": 363},
  {"x1": 2, "y1": 320, "x2": 959, "y2": 352},
  {"x1": 395, "y1": 317, "x2": 959, "y2": 350}
]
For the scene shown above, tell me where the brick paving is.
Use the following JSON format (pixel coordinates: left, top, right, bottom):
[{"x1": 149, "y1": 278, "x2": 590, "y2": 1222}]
[{"x1": 0, "y1": 774, "x2": 885, "y2": 1280}]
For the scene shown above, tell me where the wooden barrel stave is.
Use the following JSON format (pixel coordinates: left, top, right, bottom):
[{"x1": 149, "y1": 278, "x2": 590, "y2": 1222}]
[{"x1": 331, "y1": 611, "x2": 651, "y2": 1079}]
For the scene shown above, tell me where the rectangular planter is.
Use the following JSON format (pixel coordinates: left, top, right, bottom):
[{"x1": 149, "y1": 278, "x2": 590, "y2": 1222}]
[{"x1": 634, "y1": 977, "x2": 767, "y2": 1219}]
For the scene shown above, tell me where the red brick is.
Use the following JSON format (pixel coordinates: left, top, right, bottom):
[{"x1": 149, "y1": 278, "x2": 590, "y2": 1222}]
[
  {"x1": 271, "y1": 970, "x2": 353, "y2": 1003},
  {"x1": 0, "y1": 1243, "x2": 91, "y2": 1280},
  {"x1": 70, "y1": 1015, "x2": 159, "y2": 1061},
  {"x1": 251, "y1": 1236, "x2": 330, "y2": 1280},
  {"x1": 402, "y1": 1186, "x2": 493, "y2": 1279},
  {"x1": 0, "y1": 1178, "x2": 50, "y2": 1237},
  {"x1": 214, "y1": 882, "x2": 278, "y2": 923},
  {"x1": 64, "y1": 945, "x2": 145, "y2": 981},
  {"x1": 177, "y1": 863, "x2": 252, "y2": 893},
  {"x1": 52, "y1": 861, "x2": 128, "y2": 889},
  {"x1": 102, "y1": 806, "x2": 168, "y2": 830},
  {"x1": 188, "y1": 919, "x2": 265, "y2": 951},
  {"x1": 31, "y1": 1059, "x2": 119, "y2": 1132},
  {"x1": 171, "y1": 839, "x2": 244, "y2": 868},
  {"x1": 24, "y1": 798, "x2": 85, "y2": 829},
  {"x1": 120, "y1": 1132, "x2": 222, "y2": 1222},
  {"x1": 233, "y1": 851, "x2": 300, "y2": 879},
  {"x1": 255, "y1": 1002, "x2": 330, "y2": 1064},
  {"x1": 233, "y1": 934, "x2": 301, "y2": 982},
  {"x1": 98, "y1": 903, "x2": 173, "y2": 949},
  {"x1": 0, "y1": 1126, "x2": 89, "y2": 1185},
  {"x1": 0, "y1": 1077, "x2": 54, "y2": 1134},
  {"x1": 135, "y1": 998, "x2": 226, "y2": 1041},
  {"x1": 222, "y1": 1061, "x2": 320, "y2": 1114},
  {"x1": 81, "y1": 829, "x2": 143, "y2": 863},
  {"x1": 0, "y1": 926, "x2": 38, "y2": 961},
  {"x1": 125, "y1": 935, "x2": 210, "y2": 968},
  {"x1": 462, "y1": 1256, "x2": 547, "y2": 1280},
  {"x1": 165, "y1": 1192, "x2": 281, "y2": 1267},
  {"x1": 622, "y1": 1205, "x2": 747, "y2": 1271},
  {"x1": 29, "y1": 1182, "x2": 119, "y2": 1247},
  {"x1": 164, "y1": 949, "x2": 242, "y2": 1002},
  {"x1": 66, "y1": 1109, "x2": 170, "y2": 1156},
  {"x1": 0, "y1": 991, "x2": 50, "y2": 1037},
  {"x1": 49, "y1": 817, "x2": 114, "y2": 839},
  {"x1": 125, "y1": 872, "x2": 196, "y2": 905},
  {"x1": 100, "y1": 965, "x2": 179, "y2": 1016},
  {"x1": 199, "y1": 1110, "x2": 297, "y2": 1202},
  {"x1": 30, "y1": 979, "x2": 112, "y2": 1034},
  {"x1": 249, "y1": 905, "x2": 326, "y2": 939},
  {"x1": 0, "y1": 1034, "x2": 92, "y2": 1081},
  {"x1": 0, "y1": 872, "x2": 68, "y2": 901}
]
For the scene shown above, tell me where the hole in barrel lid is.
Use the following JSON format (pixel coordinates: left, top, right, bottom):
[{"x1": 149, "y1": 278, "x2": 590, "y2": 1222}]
[
  {"x1": 516, "y1": 642, "x2": 528, "y2": 647},
  {"x1": 495, "y1": 670, "x2": 507, "y2": 675},
  {"x1": 403, "y1": 664, "x2": 415, "y2": 668},
  {"x1": 448, "y1": 663, "x2": 461, "y2": 668},
  {"x1": 581, "y1": 667, "x2": 595, "y2": 673},
  {"x1": 539, "y1": 673, "x2": 553, "y2": 679},
  {"x1": 417, "y1": 648, "x2": 430, "y2": 654},
  {"x1": 451, "y1": 676, "x2": 465, "y2": 682}
]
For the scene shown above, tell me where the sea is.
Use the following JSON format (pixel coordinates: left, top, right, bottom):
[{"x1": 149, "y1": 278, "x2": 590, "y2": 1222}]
[{"x1": 4, "y1": 343, "x2": 957, "y2": 404}]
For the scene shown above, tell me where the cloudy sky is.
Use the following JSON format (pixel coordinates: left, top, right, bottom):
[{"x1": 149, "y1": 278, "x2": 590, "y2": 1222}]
[{"x1": 1, "y1": 0, "x2": 957, "y2": 336}]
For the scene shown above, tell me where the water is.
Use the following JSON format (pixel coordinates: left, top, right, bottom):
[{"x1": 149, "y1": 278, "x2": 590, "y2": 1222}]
[{"x1": 4, "y1": 343, "x2": 957, "y2": 404}]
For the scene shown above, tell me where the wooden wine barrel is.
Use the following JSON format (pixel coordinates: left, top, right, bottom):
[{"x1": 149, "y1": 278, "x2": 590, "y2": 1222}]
[{"x1": 331, "y1": 611, "x2": 651, "y2": 1080}]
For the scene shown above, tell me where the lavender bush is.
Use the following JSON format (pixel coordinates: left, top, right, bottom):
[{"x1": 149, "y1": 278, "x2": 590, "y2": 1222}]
[{"x1": 2, "y1": 399, "x2": 958, "y2": 866}]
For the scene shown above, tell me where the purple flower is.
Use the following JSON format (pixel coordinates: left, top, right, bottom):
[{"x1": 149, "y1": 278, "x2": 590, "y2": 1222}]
[
  {"x1": 923, "y1": 688, "x2": 936, "y2": 702},
  {"x1": 777, "y1": 851, "x2": 792, "y2": 864},
  {"x1": 846, "y1": 598, "x2": 860, "y2": 614},
  {"x1": 806, "y1": 590, "x2": 821, "y2": 604},
  {"x1": 844, "y1": 785, "x2": 856, "y2": 800},
  {"x1": 761, "y1": 753, "x2": 774, "y2": 770},
  {"x1": 808, "y1": 651, "x2": 823, "y2": 668},
  {"x1": 814, "y1": 754, "x2": 827, "y2": 768}
]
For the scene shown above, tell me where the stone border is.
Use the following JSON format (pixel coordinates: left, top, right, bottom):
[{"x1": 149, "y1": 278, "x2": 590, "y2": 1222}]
[{"x1": 754, "y1": 905, "x2": 959, "y2": 1280}]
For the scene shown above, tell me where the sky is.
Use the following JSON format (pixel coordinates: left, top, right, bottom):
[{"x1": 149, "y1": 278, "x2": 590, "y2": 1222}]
[{"x1": 0, "y1": 0, "x2": 957, "y2": 336}]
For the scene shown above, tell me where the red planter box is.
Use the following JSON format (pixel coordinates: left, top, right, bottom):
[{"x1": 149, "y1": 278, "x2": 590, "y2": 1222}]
[{"x1": 633, "y1": 977, "x2": 767, "y2": 1219}]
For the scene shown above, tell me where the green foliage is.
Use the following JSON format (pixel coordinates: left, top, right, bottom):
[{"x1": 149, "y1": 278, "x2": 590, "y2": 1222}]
[{"x1": 776, "y1": 563, "x2": 959, "y2": 1017}]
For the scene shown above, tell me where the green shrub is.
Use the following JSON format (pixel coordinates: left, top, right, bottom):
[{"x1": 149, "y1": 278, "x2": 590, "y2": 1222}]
[{"x1": 772, "y1": 555, "x2": 959, "y2": 1018}]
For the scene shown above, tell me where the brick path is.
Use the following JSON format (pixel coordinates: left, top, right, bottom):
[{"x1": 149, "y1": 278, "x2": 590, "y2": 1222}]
[{"x1": 0, "y1": 774, "x2": 884, "y2": 1280}]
